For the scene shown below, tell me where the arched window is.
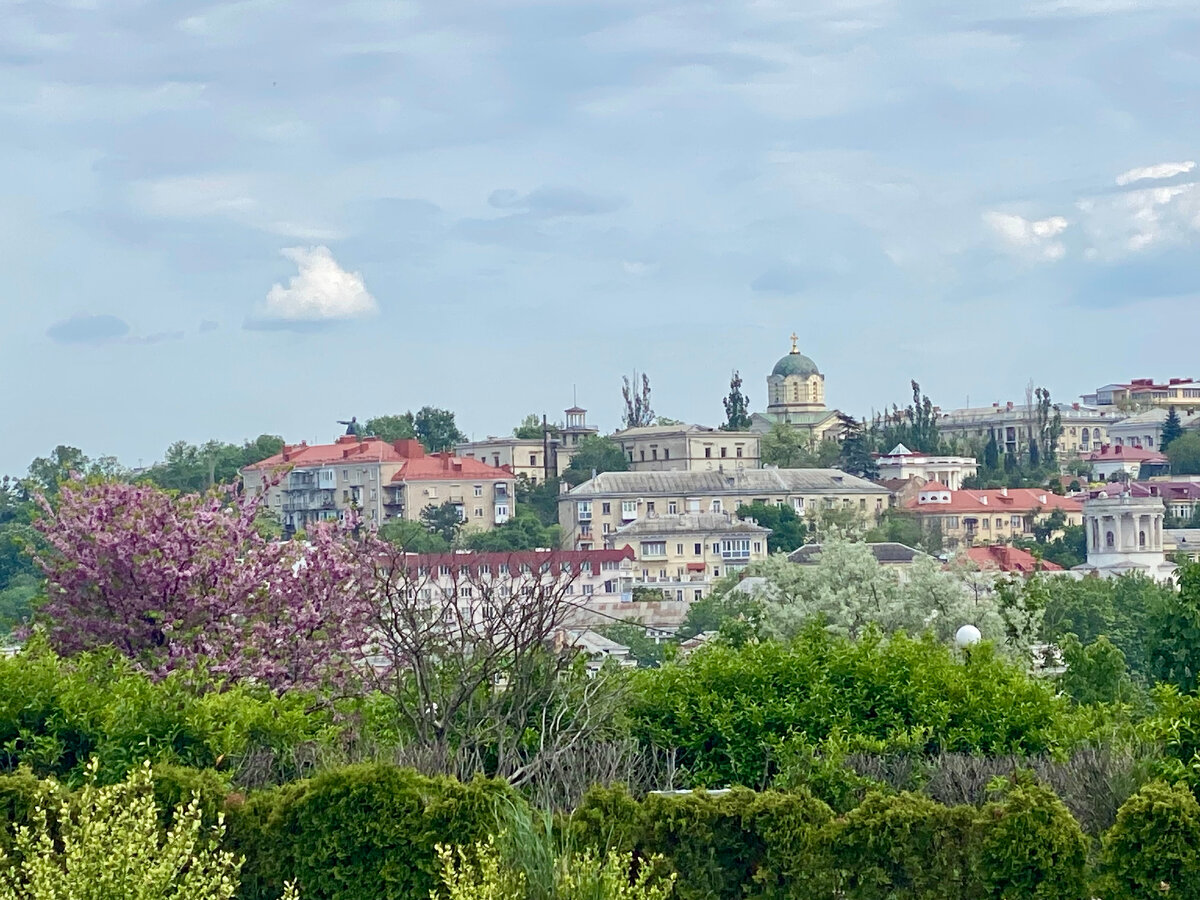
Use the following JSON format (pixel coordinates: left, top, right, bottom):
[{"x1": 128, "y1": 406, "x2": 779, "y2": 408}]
[
  {"x1": 1139, "y1": 530, "x2": 1146, "y2": 548},
  {"x1": 1106, "y1": 531, "x2": 1115, "y2": 548}
]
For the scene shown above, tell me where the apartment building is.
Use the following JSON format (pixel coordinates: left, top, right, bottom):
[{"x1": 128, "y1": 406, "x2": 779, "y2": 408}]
[
  {"x1": 1107, "y1": 407, "x2": 1200, "y2": 450},
  {"x1": 1083, "y1": 378, "x2": 1200, "y2": 411},
  {"x1": 560, "y1": 469, "x2": 890, "y2": 548},
  {"x1": 875, "y1": 443, "x2": 979, "y2": 490},
  {"x1": 1085, "y1": 445, "x2": 1169, "y2": 482},
  {"x1": 605, "y1": 513, "x2": 771, "y2": 602},
  {"x1": 242, "y1": 436, "x2": 515, "y2": 535},
  {"x1": 934, "y1": 402, "x2": 1120, "y2": 458},
  {"x1": 612, "y1": 424, "x2": 761, "y2": 472},
  {"x1": 456, "y1": 406, "x2": 599, "y2": 484},
  {"x1": 903, "y1": 482, "x2": 1082, "y2": 549}
]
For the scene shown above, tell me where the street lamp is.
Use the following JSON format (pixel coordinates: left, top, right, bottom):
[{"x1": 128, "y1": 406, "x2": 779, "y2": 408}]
[{"x1": 955, "y1": 624, "x2": 981, "y2": 650}]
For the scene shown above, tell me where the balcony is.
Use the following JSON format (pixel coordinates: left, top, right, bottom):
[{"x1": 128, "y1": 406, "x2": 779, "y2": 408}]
[{"x1": 282, "y1": 490, "x2": 336, "y2": 512}]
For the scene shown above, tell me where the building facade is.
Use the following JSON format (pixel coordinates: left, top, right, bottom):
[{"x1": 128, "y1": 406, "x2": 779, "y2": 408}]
[
  {"x1": 934, "y1": 402, "x2": 1119, "y2": 458},
  {"x1": 560, "y1": 468, "x2": 890, "y2": 549},
  {"x1": 1083, "y1": 378, "x2": 1200, "y2": 411},
  {"x1": 904, "y1": 482, "x2": 1083, "y2": 549},
  {"x1": 606, "y1": 513, "x2": 771, "y2": 601},
  {"x1": 243, "y1": 436, "x2": 516, "y2": 535},
  {"x1": 1085, "y1": 445, "x2": 1170, "y2": 482},
  {"x1": 749, "y1": 336, "x2": 845, "y2": 444},
  {"x1": 875, "y1": 443, "x2": 979, "y2": 491},
  {"x1": 612, "y1": 424, "x2": 761, "y2": 472},
  {"x1": 1073, "y1": 491, "x2": 1175, "y2": 581},
  {"x1": 456, "y1": 406, "x2": 600, "y2": 484}
]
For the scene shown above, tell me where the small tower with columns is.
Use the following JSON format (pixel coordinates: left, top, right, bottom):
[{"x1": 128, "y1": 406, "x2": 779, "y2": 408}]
[{"x1": 1074, "y1": 489, "x2": 1176, "y2": 582}]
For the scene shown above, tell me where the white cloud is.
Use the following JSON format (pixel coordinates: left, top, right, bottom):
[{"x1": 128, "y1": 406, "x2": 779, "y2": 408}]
[
  {"x1": 134, "y1": 175, "x2": 257, "y2": 219},
  {"x1": 1079, "y1": 181, "x2": 1200, "y2": 256},
  {"x1": 1115, "y1": 160, "x2": 1195, "y2": 186},
  {"x1": 260, "y1": 246, "x2": 377, "y2": 323},
  {"x1": 983, "y1": 211, "x2": 1069, "y2": 261}
]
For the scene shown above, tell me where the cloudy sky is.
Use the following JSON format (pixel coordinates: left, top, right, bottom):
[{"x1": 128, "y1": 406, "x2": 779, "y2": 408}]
[{"x1": 3, "y1": 0, "x2": 1200, "y2": 473}]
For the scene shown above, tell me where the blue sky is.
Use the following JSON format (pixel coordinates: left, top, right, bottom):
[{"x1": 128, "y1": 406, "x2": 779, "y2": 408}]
[{"x1": 3, "y1": 0, "x2": 1200, "y2": 474}]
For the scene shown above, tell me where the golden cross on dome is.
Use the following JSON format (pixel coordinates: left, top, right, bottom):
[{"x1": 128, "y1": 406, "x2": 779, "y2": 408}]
[{"x1": 789, "y1": 332, "x2": 799, "y2": 353}]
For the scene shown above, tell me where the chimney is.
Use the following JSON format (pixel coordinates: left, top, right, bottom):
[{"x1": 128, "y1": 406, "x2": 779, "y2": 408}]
[
  {"x1": 1000, "y1": 486, "x2": 1008, "y2": 496},
  {"x1": 392, "y1": 439, "x2": 425, "y2": 459},
  {"x1": 1006, "y1": 401, "x2": 1014, "y2": 411}
]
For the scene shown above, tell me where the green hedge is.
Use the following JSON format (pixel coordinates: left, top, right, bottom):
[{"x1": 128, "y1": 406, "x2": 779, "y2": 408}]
[{"x1": 1100, "y1": 780, "x2": 1200, "y2": 898}]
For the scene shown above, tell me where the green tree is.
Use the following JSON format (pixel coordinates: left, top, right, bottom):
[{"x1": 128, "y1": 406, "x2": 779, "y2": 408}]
[
  {"x1": 983, "y1": 432, "x2": 1000, "y2": 471},
  {"x1": 413, "y1": 407, "x2": 466, "y2": 453},
  {"x1": 837, "y1": 416, "x2": 878, "y2": 479},
  {"x1": 419, "y1": 501, "x2": 465, "y2": 544},
  {"x1": 677, "y1": 582, "x2": 763, "y2": 640},
  {"x1": 1163, "y1": 406, "x2": 1185, "y2": 451},
  {"x1": 515, "y1": 474, "x2": 561, "y2": 526},
  {"x1": 721, "y1": 371, "x2": 752, "y2": 431},
  {"x1": 621, "y1": 372, "x2": 654, "y2": 429},
  {"x1": 864, "y1": 508, "x2": 926, "y2": 551},
  {"x1": 1150, "y1": 561, "x2": 1200, "y2": 690},
  {"x1": 364, "y1": 413, "x2": 415, "y2": 442},
  {"x1": 563, "y1": 437, "x2": 629, "y2": 487},
  {"x1": 378, "y1": 519, "x2": 450, "y2": 552},
  {"x1": 761, "y1": 424, "x2": 814, "y2": 468},
  {"x1": 1058, "y1": 634, "x2": 1133, "y2": 705},
  {"x1": 1168, "y1": 432, "x2": 1200, "y2": 475},
  {"x1": 513, "y1": 414, "x2": 556, "y2": 441},
  {"x1": 735, "y1": 502, "x2": 807, "y2": 553},
  {"x1": 875, "y1": 381, "x2": 942, "y2": 454},
  {"x1": 462, "y1": 511, "x2": 561, "y2": 551}
]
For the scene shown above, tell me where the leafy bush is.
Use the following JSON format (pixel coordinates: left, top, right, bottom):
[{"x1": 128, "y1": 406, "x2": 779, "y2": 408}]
[
  {"x1": 630, "y1": 629, "x2": 1072, "y2": 786},
  {"x1": 1099, "y1": 781, "x2": 1200, "y2": 899},
  {"x1": 228, "y1": 763, "x2": 514, "y2": 900}
]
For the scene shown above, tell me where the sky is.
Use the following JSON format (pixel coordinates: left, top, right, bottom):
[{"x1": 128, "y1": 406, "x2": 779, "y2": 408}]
[{"x1": 3, "y1": 0, "x2": 1200, "y2": 474}]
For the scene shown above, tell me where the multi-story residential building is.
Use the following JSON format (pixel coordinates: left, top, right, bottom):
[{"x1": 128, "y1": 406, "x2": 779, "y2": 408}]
[
  {"x1": 456, "y1": 406, "x2": 599, "y2": 484},
  {"x1": 560, "y1": 469, "x2": 890, "y2": 549},
  {"x1": 934, "y1": 401, "x2": 1120, "y2": 458},
  {"x1": 1083, "y1": 378, "x2": 1200, "y2": 412},
  {"x1": 243, "y1": 436, "x2": 515, "y2": 535},
  {"x1": 1106, "y1": 407, "x2": 1200, "y2": 450},
  {"x1": 1085, "y1": 445, "x2": 1169, "y2": 482},
  {"x1": 611, "y1": 424, "x2": 761, "y2": 472},
  {"x1": 605, "y1": 513, "x2": 771, "y2": 602},
  {"x1": 749, "y1": 336, "x2": 845, "y2": 444},
  {"x1": 904, "y1": 482, "x2": 1083, "y2": 549},
  {"x1": 875, "y1": 443, "x2": 979, "y2": 490}
]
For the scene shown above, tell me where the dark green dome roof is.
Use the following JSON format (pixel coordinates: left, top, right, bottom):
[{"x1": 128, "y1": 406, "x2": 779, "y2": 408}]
[{"x1": 772, "y1": 351, "x2": 820, "y2": 378}]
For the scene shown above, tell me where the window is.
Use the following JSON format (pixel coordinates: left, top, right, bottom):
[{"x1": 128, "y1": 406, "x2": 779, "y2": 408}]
[
  {"x1": 720, "y1": 446, "x2": 727, "y2": 458},
  {"x1": 982, "y1": 519, "x2": 990, "y2": 530},
  {"x1": 651, "y1": 448, "x2": 658, "y2": 460},
  {"x1": 474, "y1": 485, "x2": 483, "y2": 497},
  {"x1": 621, "y1": 500, "x2": 638, "y2": 519},
  {"x1": 520, "y1": 563, "x2": 531, "y2": 574},
  {"x1": 694, "y1": 542, "x2": 702, "y2": 555},
  {"x1": 711, "y1": 542, "x2": 721, "y2": 553},
  {"x1": 474, "y1": 507, "x2": 483, "y2": 517},
  {"x1": 641, "y1": 541, "x2": 667, "y2": 558},
  {"x1": 946, "y1": 517, "x2": 959, "y2": 529},
  {"x1": 459, "y1": 586, "x2": 473, "y2": 598},
  {"x1": 499, "y1": 563, "x2": 509, "y2": 574},
  {"x1": 583, "y1": 584, "x2": 594, "y2": 595},
  {"x1": 496, "y1": 504, "x2": 509, "y2": 519},
  {"x1": 1011, "y1": 516, "x2": 1023, "y2": 528},
  {"x1": 736, "y1": 447, "x2": 743, "y2": 458},
  {"x1": 722, "y1": 539, "x2": 751, "y2": 560},
  {"x1": 577, "y1": 501, "x2": 592, "y2": 521},
  {"x1": 668, "y1": 501, "x2": 678, "y2": 514},
  {"x1": 687, "y1": 498, "x2": 701, "y2": 513},
  {"x1": 995, "y1": 517, "x2": 1003, "y2": 529},
  {"x1": 647, "y1": 501, "x2": 656, "y2": 513},
  {"x1": 753, "y1": 542, "x2": 762, "y2": 553},
  {"x1": 664, "y1": 448, "x2": 670, "y2": 460},
  {"x1": 602, "y1": 522, "x2": 610, "y2": 534},
  {"x1": 602, "y1": 502, "x2": 611, "y2": 515},
  {"x1": 439, "y1": 565, "x2": 451, "y2": 576},
  {"x1": 529, "y1": 454, "x2": 537, "y2": 467},
  {"x1": 705, "y1": 447, "x2": 712, "y2": 458},
  {"x1": 713, "y1": 567, "x2": 721, "y2": 577},
  {"x1": 428, "y1": 486, "x2": 438, "y2": 498},
  {"x1": 480, "y1": 564, "x2": 491, "y2": 575},
  {"x1": 676, "y1": 543, "x2": 684, "y2": 555},
  {"x1": 711, "y1": 499, "x2": 722, "y2": 513},
  {"x1": 640, "y1": 450, "x2": 646, "y2": 461}
]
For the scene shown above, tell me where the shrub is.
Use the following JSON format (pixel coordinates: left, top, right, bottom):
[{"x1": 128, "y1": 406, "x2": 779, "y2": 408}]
[
  {"x1": 975, "y1": 776, "x2": 1088, "y2": 900},
  {"x1": 1100, "y1": 781, "x2": 1200, "y2": 899}
]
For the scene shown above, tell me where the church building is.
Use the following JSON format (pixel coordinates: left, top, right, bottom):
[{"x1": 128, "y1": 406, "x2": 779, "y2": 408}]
[{"x1": 749, "y1": 334, "x2": 845, "y2": 445}]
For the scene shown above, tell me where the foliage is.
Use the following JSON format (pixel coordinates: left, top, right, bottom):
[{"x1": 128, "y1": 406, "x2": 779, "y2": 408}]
[
  {"x1": 1163, "y1": 406, "x2": 1185, "y2": 451},
  {"x1": 414, "y1": 406, "x2": 467, "y2": 453},
  {"x1": 863, "y1": 509, "x2": 929, "y2": 553},
  {"x1": 721, "y1": 371, "x2": 752, "y2": 432},
  {"x1": 734, "y1": 503, "x2": 807, "y2": 554},
  {"x1": 363, "y1": 413, "x2": 415, "y2": 443},
  {"x1": 140, "y1": 435, "x2": 285, "y2": 493},
  {"x1": 629, "y1": 630, "x2": 1070, "y2": 787},
  {"x1": 419, "y1": 501, "x2": 465, "y2": 544},
  {"x1": 837, "y1": 416, "x2": 878, "y2": 480},
  {"x1": 1148, "y1": 561, "x2": 1200, "y2": 691},
  {"x1": 1099, "y1": 780, "x2": 1200, "y2": 899},
  {"x1": 1058, "y1": 634, "x2": 1135, "y2": 706},
  {"x1": 377, "y1": 518, "x2": 450, "y2": 553},
  {"x1": 760, "y1": 425, "x2": 839, "y2": 469},
  {"x1": 516, "y1": 475, "x2": 561, "y2": 527},
  {"x1": 563, "y1": 437, "x2": 629, "y2": 488},
  {"x1": 600, "y1": 624, "x2": 666, "y2": 668},
  {"x1": 873, "y1": 381, "x2": 942, "y2": 455},
  {"x1": 514, "y1": 414, "x2": 556, "y2": 441},
  {"x1": 462, "y1": 511, "x2": 561, "y2": 551},
  {"x1": 1167, "y1": 432, "x2": 1200, "y2": 476},
  {"x1": 228, "y1": 763, "x2": 511, "y2": 900},
  {"x1": 621, "y1": 372, "x2": 655, "y2": 429},
  {"x1": 975, "y1": 775, "x2": 1088, "y2": 900},
  {"x1": 32, "y1": 480, "x2": 373, "y2": 691},
  {"x1": 0, "y1": 760, "x2": 252, "y2": 900},
  {"x1": 746, "y1": 539, "x2": 1009, "y2": 647},
  {"x1": 676, "y1": 580, "x2": 763, "y2": 641}
]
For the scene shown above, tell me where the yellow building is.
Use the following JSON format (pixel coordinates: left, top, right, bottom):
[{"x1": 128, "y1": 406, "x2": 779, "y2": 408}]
[
  {"x1": 749, "y1": 335, "x2": 845, "y2": 444},
  {"x1": 612, "y1": 424, "x2": 761, "y2": 472},
  {"x1": 456, "y1": 406, "x2": 599, "y2": 484},
  {"x1": 904, "y1": 482, "x2": 1083, "y2": 550},
  {"x1": 605, "y1": 512, "x2": 771, "y2": 602},
  {"x1": 934, "y1": 401, "x2": 1118, "y2": 458}
]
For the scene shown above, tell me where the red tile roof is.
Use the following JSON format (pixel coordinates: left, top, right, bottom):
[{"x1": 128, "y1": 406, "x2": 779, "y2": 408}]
[
  {"x1": 244, "y1": 437, "x2": 513, "y2": 482},
  {"x1": 390, "y1": 453, "x2": 512, "y2": 482},
  {"x1": 1086, "y1": 444, "x2": 1168, "y2": 463},
  {"x1": 397, "y1": 547, "x2": 635, "y2": 577},
  {"x1": 907, "y1": 487, "x2": 1082, "y2": 515},
  {"x1": 966, "y1": 544, "x2": 1063, "y2": 573}
]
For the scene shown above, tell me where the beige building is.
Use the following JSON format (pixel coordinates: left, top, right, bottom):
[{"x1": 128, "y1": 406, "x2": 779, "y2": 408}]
[
  {"x1": 1084, "y1": 378, "x2": 1200, "y2": 412},
  {"x1": 904, "y1": 482, "x2": 1083, "y2": 550},
  {"x1": 243, "y1": 436, "x2": 515, "y2": 536},
  {"x1": 560, "y1": 468, "x2": 890, "y2": 549},
  {"x1": 456, "y1": 406, "x2": 599, "y2": 484},
  {"x1": 605, "y1": 513, "x2": 771, "y2": 602},
  {"x1": 612, "y1": 424, "x2": 761, "y2": 472},
  {"x1": 875, "y1": 443, "x2": 979, "y2": 491},
  {"x1": 749, "y1": 336, "x2": 845, "y2": 444},
  {"x1": 934, "y1": 401, "x2": 1120, "y2": 458}
]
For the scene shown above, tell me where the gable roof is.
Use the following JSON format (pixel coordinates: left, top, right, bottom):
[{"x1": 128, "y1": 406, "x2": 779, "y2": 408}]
[
  {"x1": 906, "y1": 487, "x2": 1082, "y2": 515},
  {"x1": 966, "y1": 544, "x2": 1062, "y2": 574},
  {"x1": 569, "y1": 468, "x2": 887, "y2": 498}
]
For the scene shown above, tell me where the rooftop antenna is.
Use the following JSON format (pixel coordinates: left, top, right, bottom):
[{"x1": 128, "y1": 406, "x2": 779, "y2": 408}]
[{"x1": 573, "y1": 384, "x2": 578, "y2": 406}]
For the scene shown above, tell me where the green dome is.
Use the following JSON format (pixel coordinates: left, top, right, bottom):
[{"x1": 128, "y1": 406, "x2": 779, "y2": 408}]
[{"x1": 771, "y1": 351, "x2": 820, "y2": 378}]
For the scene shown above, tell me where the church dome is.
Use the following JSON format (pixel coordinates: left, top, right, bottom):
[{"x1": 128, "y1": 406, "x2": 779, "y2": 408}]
[{"x1": 772, "y1": 350, "x2": 820, "y2": 378}]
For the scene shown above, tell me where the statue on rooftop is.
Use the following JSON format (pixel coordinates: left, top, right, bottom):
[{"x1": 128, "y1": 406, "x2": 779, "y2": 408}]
[{"x1": 337, "y1": 417, "x2": 360, "y2": 436}]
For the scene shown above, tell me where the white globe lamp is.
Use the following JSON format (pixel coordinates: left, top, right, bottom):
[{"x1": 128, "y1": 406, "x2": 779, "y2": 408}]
[{"x1": 955, "y1": 624, "x2": 982, "y2": 650}]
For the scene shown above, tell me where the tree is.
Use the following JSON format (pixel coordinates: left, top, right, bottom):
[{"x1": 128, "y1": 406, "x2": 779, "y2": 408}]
[
  {"x1": 379, "y1": 519, "x2": 450, "y2": 553},
  {"x1": 513, "y1": 414, "x2": 556, "y2": 441},
  {"x1": 984, "y1": 432, "x2": 1000, "y2": 471},
  {"x1": 141, "y1": 435, "x2": 285, "y2": 493},
  {"x1": 365, "y1": 413, "x2": 416, "y2": 442},
  {"x1": 462, "y1": 510, "x2": 561, "y2": 551},
  {"x1": 875, "y1": 381, "x2": 942, "y2": 454},
  {"x1": 1168, "y1": 433, "x2": 1200, "y2": 476},
  {"x1": 413, "y1": 407, "x2": 466, "y2": 453},
  {"x1": 761, "y1": 424, "x2": 815, "y2": 468},
  {"x1": 721, "y1": 371, "x2": 752, "y2": 431},
  {"x1": 563, "y1": 437, "x2": 629, "y2": 487},
  {"x1": 1163, "y1": 406, "x2": 1185, "y2": 451},
  {"x1": 420, "y1": 501, "x2": 465, "y2": 544},
  {"x1": 1033, "y1": 386, "x2": 1062, "y2": 465},
  {"x1": 621, "y1": 372, "x2": 654, "y2": 429},
  {"x1": 515, "y1": 475, "x2": 561, "y2": 526},
  {"x1": 837, "y1": 416, "x2": 878, "y2": 479},
  {"x1": 735, "y1": 502, "x2": 807, "y2": 554},
  {"x1": 32, "y1": 479, "x2": 372, "y2": 690},
  {"x1": 0, "y1": 761, "x2": 282, "y2": 900},
  {"x1": 864, "y1": 508, "x2": 926, "y2": 551},
  {"x1": 1058, "y1": 634, "x2": 1133, "y2": 705}
]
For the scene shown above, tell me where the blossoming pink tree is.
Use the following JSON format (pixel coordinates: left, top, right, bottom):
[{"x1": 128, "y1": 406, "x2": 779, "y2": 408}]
[{"x1": 33, "y1": 480, "x2": 375, "y2": 691}]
